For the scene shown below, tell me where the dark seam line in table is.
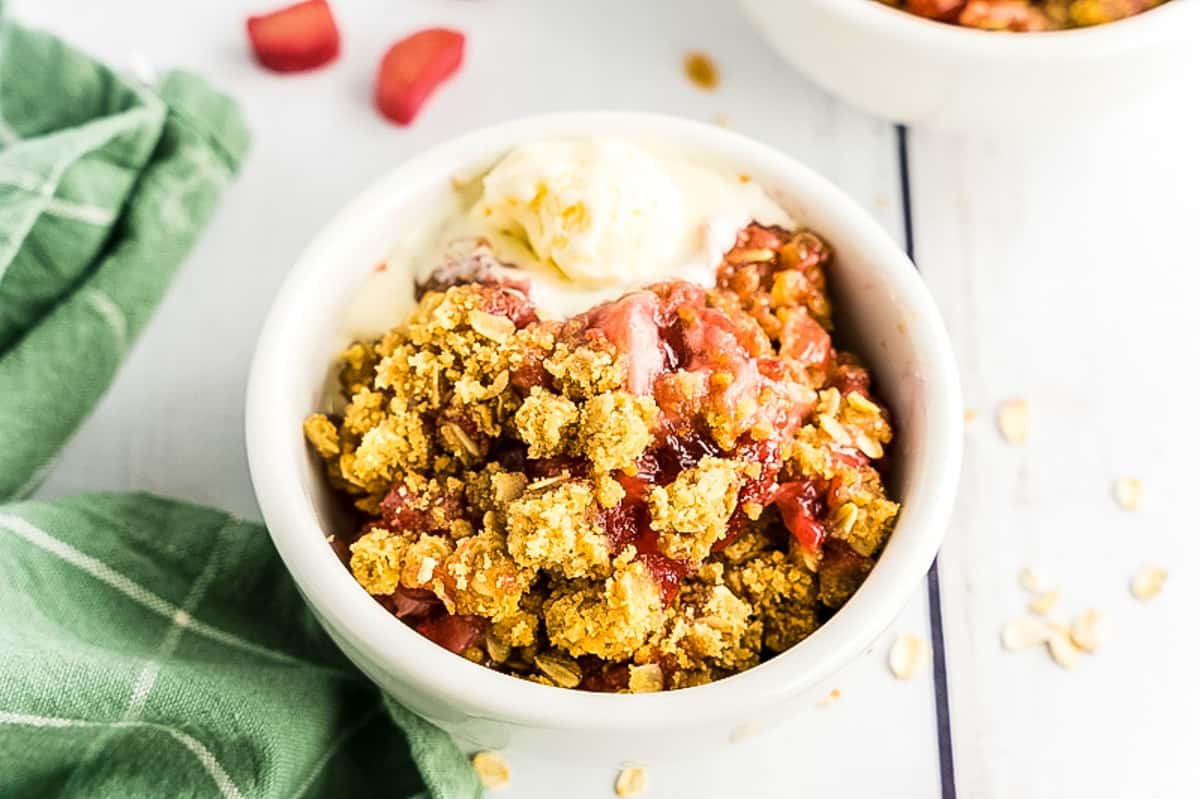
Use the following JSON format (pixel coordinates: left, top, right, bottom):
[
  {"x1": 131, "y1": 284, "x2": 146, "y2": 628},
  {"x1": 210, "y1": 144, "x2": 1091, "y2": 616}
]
[{"x1": 896, "y1": 123, "x2": 958, "y2": 799}]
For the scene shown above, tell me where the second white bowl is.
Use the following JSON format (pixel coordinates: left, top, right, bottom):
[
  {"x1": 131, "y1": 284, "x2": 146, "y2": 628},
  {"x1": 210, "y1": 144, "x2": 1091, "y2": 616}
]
[{"x1": 741, "y1": 0, "x2": 1200, "y2": 132}]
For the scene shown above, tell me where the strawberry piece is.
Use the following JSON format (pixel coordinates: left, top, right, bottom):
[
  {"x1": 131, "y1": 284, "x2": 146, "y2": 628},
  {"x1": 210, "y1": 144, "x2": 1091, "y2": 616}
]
[
  {"x1": 246, "y1": 0, "x2": 340, "y2": 73},
  {"x1": 904, "y1": 0, "x2": 968, "y2": 21},
  {"x1": 778, "y1": 310, "x2": 831, "y2": 367},
  {"x1": 773, "y1": 480, "x2": 828, "y2": 558},
  {"x1": 583, "y1": 291, "x2": 665, "y2": 395},
  {"x1": 639, "y1": 551, "x2": 686, "y2": 606},
  {"x1": 390, "y1": 587, "x2": 443, "y2": 620},
  {"x1": 375, "y1": 28, "x2": 465, "y2": 125},
  {"x1": 413, "y1": 614, "x2": 484, "y2": 655},
  {"x1": 579, "y1": 661, "x2": 632, "y2": 693}
]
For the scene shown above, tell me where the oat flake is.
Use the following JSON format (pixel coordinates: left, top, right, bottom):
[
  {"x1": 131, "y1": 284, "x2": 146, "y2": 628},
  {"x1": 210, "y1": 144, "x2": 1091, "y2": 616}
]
[
  {"x1": 1047, "y1": 629, "x2": 1080, "y2": 669},
  {"x1": 1018, "y1": 566, "x2": 1045, "y2": 593},
  {"x1": 1131, "y1": 566, "x2": 1167, "y2": 601},
  {"x1": 1069, "y1": 609, "x2": 1109, "y2": 653},
  {"x1": 996, "y1": 398, "x2": 1030, "y2": 444},
  {"x1": 534, "y1": 653, "x2": 582, "y2": 688},
  {"x1": 615, "y1": 766, "x2": 648, "y2": 798},
  {"x1": 1113, "y1": 477, "x2": 1143, "y2": 511},
  {"x1": 472, "y1": 751, "x2": 511, "y2": 790},
  {"x1": 1028, "y1": 589, "x2": 1060, "y2": 616},
  {"x1": 888, "y1": 633, "x2": 930, "y2": 680},
  {"x1": 1002, "y1": 617, "x2": 1054, "y2": 651}
]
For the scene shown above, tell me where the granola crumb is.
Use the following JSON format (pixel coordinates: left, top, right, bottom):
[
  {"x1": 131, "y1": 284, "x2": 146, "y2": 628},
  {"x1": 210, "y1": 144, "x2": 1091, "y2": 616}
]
[
  {"x1": 543, "y1": 559, "x2": 665, "y2": 660},
  {"x1": 683, "y1": 51, "x2": 719, "y2": 91},
  {"x1": 628, "y1": 663, "x2": 664, "y2": 693},
  {"x1": 513, "y1": 387, "x2": 578, "y2": 459},
  {"x1": 302, "y1": 413, "x2": 340, "y2": 458},
  {"x1": 471, "y1": 750, "x2": 511, "y2": 790},
  {"x1": 818, "y1": 688, "x2": 842, "y2": 706},
  {"x1": 505, "y1": 480, "x2": 611, "y2": 579},
  {"x1": 577, "y1": 392, "x2": 656, "y2": 472},
  {"x1": 649, "y1": 457, "x2": 743, "y2": 566},
  {"x1": 348, "y1": 529, "x2": 405, "y2": 595},
  {"x1": 615, "y1": 765, "x2": 648, "y2": 798}
]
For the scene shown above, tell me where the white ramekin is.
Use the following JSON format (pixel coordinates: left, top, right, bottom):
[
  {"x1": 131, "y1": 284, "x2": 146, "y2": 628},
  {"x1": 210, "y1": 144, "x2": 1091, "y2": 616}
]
[
  {"x1": 245, "y1": 112, "x2": 963, "y2": 765},
  {"x1": 741, "y1": 0, "x2": 1200, "y2": 132}
]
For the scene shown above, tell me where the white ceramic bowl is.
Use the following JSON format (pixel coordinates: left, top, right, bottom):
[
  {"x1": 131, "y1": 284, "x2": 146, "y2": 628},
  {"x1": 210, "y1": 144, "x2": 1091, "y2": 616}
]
[
  {"x1": 245, "y1": 112, "x2": 962, "y2": 765},
  {"x1": 741, "y1": 0, "x2": 1200, "y2": 132}
]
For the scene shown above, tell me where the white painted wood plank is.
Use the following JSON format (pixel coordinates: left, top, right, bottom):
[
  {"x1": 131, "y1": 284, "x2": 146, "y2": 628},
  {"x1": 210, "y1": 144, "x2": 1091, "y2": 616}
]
[
  {"x1": 14, "y1": 1, "x2": 940, "y2": 795},
  {"x1": 910, "y1": 87, "x2": 1200, "y2": 799},
  {"x1": 500, "y1": 593, "x2": 940, "y2": 799}
]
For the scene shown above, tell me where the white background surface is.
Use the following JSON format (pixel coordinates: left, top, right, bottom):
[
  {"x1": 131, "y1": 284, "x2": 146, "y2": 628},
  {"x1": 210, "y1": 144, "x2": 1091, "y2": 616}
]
[{"x1": 14, "y1": 1, "x2": 1197, "y2": 797}]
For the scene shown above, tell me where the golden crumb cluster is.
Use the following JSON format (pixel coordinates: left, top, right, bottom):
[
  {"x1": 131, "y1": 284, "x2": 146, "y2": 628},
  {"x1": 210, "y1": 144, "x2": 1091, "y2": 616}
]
[{"x1": 305, "y1": 223, "x2": 900, "y2": 692}]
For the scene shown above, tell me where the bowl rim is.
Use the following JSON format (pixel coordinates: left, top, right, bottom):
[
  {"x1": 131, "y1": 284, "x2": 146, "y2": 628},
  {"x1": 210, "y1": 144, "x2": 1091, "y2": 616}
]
[
  {"x1": 798, "y1": 0, "x2": 1198, "y2": 57},
  {"x1": 245, "y1": 110, "x2": 963, "y2": 731}
]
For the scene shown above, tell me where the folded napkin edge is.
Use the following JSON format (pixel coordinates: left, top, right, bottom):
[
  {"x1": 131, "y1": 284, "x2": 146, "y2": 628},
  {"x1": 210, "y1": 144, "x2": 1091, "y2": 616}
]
[{"x1": 156, "y1": 69, "x2": 251, "y2": 174}]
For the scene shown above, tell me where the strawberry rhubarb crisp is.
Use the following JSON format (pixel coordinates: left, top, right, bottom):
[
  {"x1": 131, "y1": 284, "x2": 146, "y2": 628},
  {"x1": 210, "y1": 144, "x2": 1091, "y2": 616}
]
[
  {"x1": 304, "y1": 221, "x2": 900, "y2": 692},
  {"x1": 878, "y1": 0, "x2": 1168, "y2": 30}
]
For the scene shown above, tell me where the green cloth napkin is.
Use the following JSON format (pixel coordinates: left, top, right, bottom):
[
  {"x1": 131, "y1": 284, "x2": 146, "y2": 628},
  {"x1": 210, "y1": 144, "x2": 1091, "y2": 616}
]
[{"x1": 0, "y1": 17, "x2": 481, "y2": 799}]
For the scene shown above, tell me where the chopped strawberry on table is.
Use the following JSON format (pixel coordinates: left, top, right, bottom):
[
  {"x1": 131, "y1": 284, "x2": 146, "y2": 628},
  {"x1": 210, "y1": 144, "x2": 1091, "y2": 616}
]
[
  {"x1": 375, "y1": 28, "x2": 465, "y2": 125},
  {"x1": 246, "y1": 0, "x2": 340, "y2": 73}
]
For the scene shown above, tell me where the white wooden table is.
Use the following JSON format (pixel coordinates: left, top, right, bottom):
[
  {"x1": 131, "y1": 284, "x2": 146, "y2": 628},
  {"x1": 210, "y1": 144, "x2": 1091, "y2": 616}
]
[{"x1": 16, "y1": 1, "x2": 1197, "y2": 796}]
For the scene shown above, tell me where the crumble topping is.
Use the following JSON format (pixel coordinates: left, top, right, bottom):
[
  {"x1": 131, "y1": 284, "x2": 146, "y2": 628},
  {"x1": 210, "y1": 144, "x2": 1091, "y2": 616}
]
[
  {"x1": 514, "y1": 387, "x2": 577, "y2": 459},
  {"x1": 725, "y1": 549, "x2": 819, "y2": 653},
  {"x1": 544, "y1": 558, "x2": 665, "y2": 660},
  {"x1": 506, "y1": 480, "x2": 612, "y2": 579},
  {"x1": 348, "y1": 528, "x2": 405, "y2": 595},
  {"x1": 303, "y1": 413, "x2": 339, "y2": 459},
  {"x1": 577, "y1": 392, "x2": 657, "y2": 473},
  {"x1": 649, "y1": 457, "x2": 744, "y2": 566},
  {"x1": 305, "y1": 223, "x2": 900, "y2": 691}
]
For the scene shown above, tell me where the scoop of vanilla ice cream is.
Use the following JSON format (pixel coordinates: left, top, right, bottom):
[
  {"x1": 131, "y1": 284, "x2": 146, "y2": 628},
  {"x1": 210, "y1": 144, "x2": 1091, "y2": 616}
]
[{"x1": 474, "y1": 139, "x2": 686, "y2": 286}]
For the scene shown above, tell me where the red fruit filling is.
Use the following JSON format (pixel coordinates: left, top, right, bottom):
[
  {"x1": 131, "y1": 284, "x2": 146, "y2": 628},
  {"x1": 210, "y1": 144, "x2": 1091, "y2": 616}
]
[
  {"x1": 416, "y1": 244, "x2": 532, "y2": 299},
  {"x1": 578, "y1": 660, "x2": 632, "y2": 693},
  {"x1": 599, "y1": 500, "x2": 688, "y2": 605},
  {"x1": 773, "y1": 480, "x2": 829, "y2": 558},
  {"x1": 413, "y1": 613, "x2": 484, "y2": 655},
  {"x1": 380, "y1": 478, "x2": 468, "y2": 534},
  {"x1": 389, "y1": 587, "x2": 443, "y2": 620},
  {"x1": 246, "y1": 0, "x2": 340, "y2": 73},
  {"x1": 904, "y1": 0, "x2": 968, "y2": 21}
]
